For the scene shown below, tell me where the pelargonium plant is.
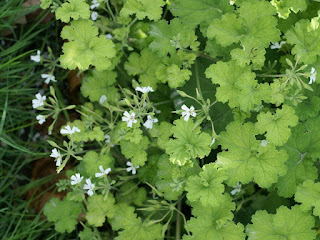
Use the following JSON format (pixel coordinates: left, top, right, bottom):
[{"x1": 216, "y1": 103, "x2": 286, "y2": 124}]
[{"x1": 32, "y1": 0, "x2": 320, "y2": 239}]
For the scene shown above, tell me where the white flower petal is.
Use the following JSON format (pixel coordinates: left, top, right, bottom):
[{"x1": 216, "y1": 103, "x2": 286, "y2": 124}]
[
  {"x1": 99, "y1": 95, "x2": 107, "y2": 104},
  {"x1": 181, "y1": 104, "x2": 189, "y2": 111},
  {"x1": 91, "y1": 11, "x2": 98, "y2": 21}
]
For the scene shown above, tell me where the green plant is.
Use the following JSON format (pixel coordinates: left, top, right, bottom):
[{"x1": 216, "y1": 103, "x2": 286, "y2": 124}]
[{"x1": 35, "y1": 0, "x2": 320, "y2": 239}]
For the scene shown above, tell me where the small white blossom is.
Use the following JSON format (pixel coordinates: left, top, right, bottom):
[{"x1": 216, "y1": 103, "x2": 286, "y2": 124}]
[
  {"x1": 143, "y1": 115, "x2": 158, "y2": 129},
  {"x1": 105, "y1": 33, "x2": 113, "y2": 39},
  {"x1": 181, "y1": 104, "x2": 196, "y2": 121},
  {"x1": 41, "y1": 73, "x2": 56, "y2": 84},
  {"x1": 270, "y1": 41, "x2": 286, "y2": 49},
  {"x1": 105, "y1": 134, "x2": 114, "y2": 147},
  {"x1": 99, "y1": 95, "x2": 107, "y2": 104},
  {"x1": 231, "y1": 182, "x2": 242, "y2": 195},
  {"x1": 210, "y1": 138, "x2": 216, "y2": 147},
  {"x1": 105, "y1": 134, "x2": 111, "y2": 143},
  {"x1": 91, "y1": 11, "x2": 98, "y2": 21},
  {"x1": 260, "y1": 140, "x2": 270, "y2": 147},
  {"x1": 50, "y1": 148, "x2": 62, "y2": 166},
  {"x1": 83, "y1": 178, "x2": 95, "y2": 196},
  {"x1": 60, "y1": 125, "x2": 81, "y2": 135},
  {"x1": 32, "y1": 93, "x2": 46, "y2": 109},
  {"x1": 126, "y1": 161, "x2": 139, "y2": 175},
  {"x1": 95, "y1": 165, "x2": 111, "y2": 178},
  {"x1": 36, "y1": 115, "x2": 46, "y2": 125},
  {"x1": 135, "y1": 86, "x2": 154, "y2": 94},
  {"x1": 71, "y1": 173, "x2": 83, "y2": 185},
  {"x1": 90, "y1": 0, "x2": 100, "y2": 9},
  {"x1": 122, "y1": 111, "x2": 137, "y2": 128},
  {"x1": 309, "y1": 67, "x2": 317, "y2": 84},
  {"x1": 30, "y1": 50, "x2": 41, "y2": 62}
]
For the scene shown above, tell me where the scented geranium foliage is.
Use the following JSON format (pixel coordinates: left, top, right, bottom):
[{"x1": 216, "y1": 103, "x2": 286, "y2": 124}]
[{"x1": 38, "y1": 0, "x2": 320, "y2": 239}]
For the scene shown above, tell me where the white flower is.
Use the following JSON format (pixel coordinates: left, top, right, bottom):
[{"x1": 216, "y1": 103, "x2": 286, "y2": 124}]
[
  {"x1": 95, "y1": 165, "x2": 111, "y2": 178},
  {"x1": 135, "y1": 86, "x2": 154, "y2": 94},
  {"x1": 91, "y1": 11, "x2": 98, "y2": 21},
  {"x1": 260, "y1": 140, "x2": 269, "y2": 147},
  {"x1": 41, "y1": 73, "x2": 56, "y2": 84},
  {"x1": 83, "y1": 178, "x2": 95, "y2": 196},
  {"x1": 231, "y1": 182, "x2": 242, "y2": 195},
  {"x1": 210, "y1": 138, "x2": 216, "y2": 147},
  {"x1": 105, "y1": 33, "x2": 113, "y2": 39},
  {"x1": 71, "y1": 173, "x2": 83, "y2": 185},
  {"x1": 30, "y1": 50, "x2": 41, "y2": 62},
  {"x1": 270, "y1": 41, "x2": 286, "y2": 49},
  {"x1": 50, "y1": 148, "x2": 62, "y2": 166},
  {"x1": 309, "y1": 67, "x2": 317, "y2": 84},
  {"x1": 36, "y1": 115, "x2": 46, "y2": 124},
  {"x1": 90, "y1": 0, "x2": 100, "y2": 9},
  {"x1": 105, "y1": 134, "x2": 111, "y2": 143},
  {"x1": 143, "y1": 115, "x2": 158, "y2": 129},
  {"x1": 122, "y1": 111, "x2": 137, "y2": 128},
  {"x1": 60, "y1": 125, "x2": 81, "y2": 135},
  {"x1": 99, "y1": 95, "x2": 107, "y2": 104},
  {"x1": 181, "y1": 104, "x2": 196, "y2": 121},
  {"x1": 32, "y1": 93, "x2": 46, "y2": 109},
  {"x1": 126, "y1": 161, "x2": 139, "y2": 175}
]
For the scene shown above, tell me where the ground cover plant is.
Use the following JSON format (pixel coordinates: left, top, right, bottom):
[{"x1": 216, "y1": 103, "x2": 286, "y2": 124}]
[{"x1": 3, "y1": 0, "x2": 320, "y2": 239}]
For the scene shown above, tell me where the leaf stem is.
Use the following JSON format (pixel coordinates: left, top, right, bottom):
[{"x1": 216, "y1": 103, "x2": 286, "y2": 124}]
[
  {"x1": 106, "y1": 0, "x2": 116, "y2": 22},
  {"x1": 175, "y1": 200, "x2": 181, "y2": 240},
  {"x1": 256, "y1": 74, "x2": 285, "y2": 78}
]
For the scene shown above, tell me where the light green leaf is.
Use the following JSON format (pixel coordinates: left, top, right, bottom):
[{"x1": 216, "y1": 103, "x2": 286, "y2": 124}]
[
  {"x1": 149, "y1": 122, "x2": 173, "y2": 149},
  {"x1": 124, "y1": 48, "x2": 162, "y2": 90},
  {"x1": 295, "y1": 180, "x2": 320, "y2": 217},
  {"x1": 256, "y1": 105, "x2": 299, "y2": 146},
  {"x1": 60, "y1": 20, "x2": 115, "y2": 71},
  {"x1": 208, "y1": 1, "x2": 280, "y2": 48},
  {"x1": 285, "y1": 19, "x2": 320, "y2": 64},
  {"x1": 86, "y1": 194, "x2": 115, "y2": 227},
  {"x1": 149, "y1": 19, "x2": 199, "y2": 57},
  {"x1": 238, "y1": 0, "x2": 281, "y2": 48},
  {"x1": 271, "y1": 0, "x2": 308, "y2": 19},
  {"x1": 169, "y1": 0, "x2": 232, "y2": 29},
  {"x1": 246, "y1": 205, "x2": 316, "y2": 240},
  {"x1": 116, "y1": 182, "x2": 147, "y2": 206},
  {"x1": 120, "y1": 136, "x2": 149, "y2": 167},
  {"x1": 156, "y1": 154, "x2": 200, "y2": 201},
  {"x1": 276, "y1": 118, "x2": 320, "y2": 197},
  {"x1": 156, "y1": 64, "x2": 192, "y2": 89},
  {"x1": 81, "y1": 70, "x2": 120, "y2": 104},
  {"x1": 184, "y1": 196, "x2": 245, "y2": 240},
  {"x1": 82, "y1": 151, "x2": 115, "y2": 177},
  {"x1": 185, "y1": 163, "x2": 227, "y2": 207},
  {"x1": 56, "y1": 0, "x2": 90, "y2": 23},
  {"x1": 43, "y1": 198, "x2": 82, "y2": 233},
  {"x1": 206, "y1": 60, "x2": 266, "y2": 111},
  {"x1": 164, "y1": 119, "x2": 212, "y2": 166},
  {"x1": 230, "y1": 37, "x2": 266, "y2": 69},
  {"x1": 207, "y1": 13, "x2": 244, "y2": 47},
  {"x1": 217, "y1": 121, "x2": 287, "y2": 188},
  {"x1": 109, "y1": 204, "x2": 162, "y2": 240},
  {"x1": 120, "y1": 0, "x2": 165, "y2": 21}
]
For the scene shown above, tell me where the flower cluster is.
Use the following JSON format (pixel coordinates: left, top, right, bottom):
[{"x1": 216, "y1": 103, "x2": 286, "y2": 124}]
[
  {"x1": 60, "y1": 125, "x2": 81, "y2": 135},
  {"x1": 181, "y1": 104, "x2": 196, "y2": 121},
  {"x1": 69, "y1": 165, "x2": 113, "y2": 197},
  {"x1": 30, "y1": 50, "x2": 41, "y2": 62}
]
